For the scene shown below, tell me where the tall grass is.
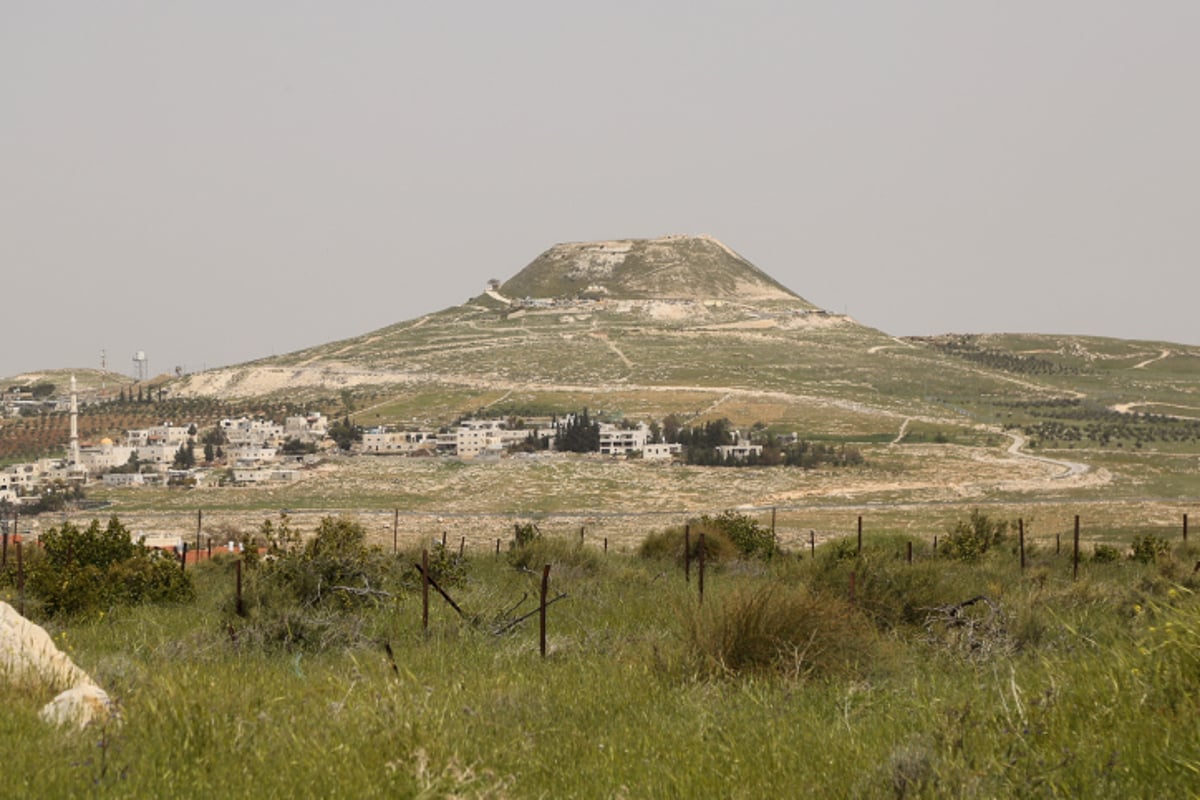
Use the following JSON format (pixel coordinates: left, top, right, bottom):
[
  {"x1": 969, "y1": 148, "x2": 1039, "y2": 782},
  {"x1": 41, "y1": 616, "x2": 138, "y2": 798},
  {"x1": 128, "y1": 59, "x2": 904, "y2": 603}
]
[{"x1": 3, "y1": 529, "x2": 1199, "y2": 797}]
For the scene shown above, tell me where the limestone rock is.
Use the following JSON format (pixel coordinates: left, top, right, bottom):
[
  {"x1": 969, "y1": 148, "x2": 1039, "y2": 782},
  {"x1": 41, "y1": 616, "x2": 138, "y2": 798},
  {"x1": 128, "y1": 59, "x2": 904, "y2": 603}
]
[
  {"x1": 0, "y1": 601, "x2": 92, "y2": 692},
  {"x1": 39, "y1": 684, "x2": 117, "y2": 729},
  {"x1": 0, "y1": 601, "x2": 119, "y2": 729}
]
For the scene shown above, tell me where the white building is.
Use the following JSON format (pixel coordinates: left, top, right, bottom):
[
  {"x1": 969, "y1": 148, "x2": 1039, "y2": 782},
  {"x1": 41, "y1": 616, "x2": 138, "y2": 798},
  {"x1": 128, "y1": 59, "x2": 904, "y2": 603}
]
[
  {"x1": 642, "y1": 443, "x2": 682, "y2": 461},
  {"x1": 146, "y1": 423, "x2": 193, "y2": 447},
  {"x1": 599, "y1": 423, "x2": 650, "y2": 456},
  {"x1": 285, "y1": 413, "x2": 328, "y2": 441},
  {"x1": 361, "y1": 429, "x2": 438, "y2": 454},
  {"x1": 715, "y1": 443, "x2": 764, "y2": 461},
  {"x1": 221, "y1": 417, "x2": 285, "y2": 447},
  {"x1": 232, "y1": 467, "x2": 300, "y2": 485},
  {"x1": 78, "y1": 439, "x2": 138, "y2": 474},
  {"x1": 102, "y1": 472, "x2": 146, "y2": 488},
  {"x1": 455, "y1": 420, "x2": 506, "y2": 458},
  {"x1": 137, "y1": 443, "x2": 178, "y2": 469},
  {"x1": 229, "y1": 445, "x2": 278, "y2": 467}
]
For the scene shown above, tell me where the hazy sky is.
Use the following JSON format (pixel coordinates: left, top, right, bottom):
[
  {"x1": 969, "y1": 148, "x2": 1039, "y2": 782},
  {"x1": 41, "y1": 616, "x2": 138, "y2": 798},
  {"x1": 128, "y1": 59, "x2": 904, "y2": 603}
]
[{"x1": 4, "y1": 2, "x2": 1198, "y2": 379}]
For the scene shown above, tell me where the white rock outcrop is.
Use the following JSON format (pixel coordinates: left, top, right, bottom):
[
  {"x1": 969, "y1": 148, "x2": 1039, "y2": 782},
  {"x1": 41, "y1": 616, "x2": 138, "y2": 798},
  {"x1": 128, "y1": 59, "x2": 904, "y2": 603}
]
[
  {"x1": 0, "y1": 601, "x2": 117, "y2": 729},
  {"x1": 39, "y1": 684, "x2": 116, "y2": 728}
]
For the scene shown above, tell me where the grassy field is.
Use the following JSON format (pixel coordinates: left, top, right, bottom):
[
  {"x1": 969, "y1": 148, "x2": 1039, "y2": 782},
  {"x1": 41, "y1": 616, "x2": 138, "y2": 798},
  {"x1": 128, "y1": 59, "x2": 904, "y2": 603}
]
[{"x1": 3, "y1": 517, "x2": 1199, "y2": 798}]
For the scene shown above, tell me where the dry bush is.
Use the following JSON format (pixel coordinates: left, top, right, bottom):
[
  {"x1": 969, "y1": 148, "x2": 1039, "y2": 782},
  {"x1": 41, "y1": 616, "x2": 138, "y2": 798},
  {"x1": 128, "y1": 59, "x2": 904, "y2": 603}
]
[
  {"x1": 637, "y1": 525, "x2": 737, "y2": 565},
  {"x1": 682, "y1": 583, "x2": 878, "y2": 679}
]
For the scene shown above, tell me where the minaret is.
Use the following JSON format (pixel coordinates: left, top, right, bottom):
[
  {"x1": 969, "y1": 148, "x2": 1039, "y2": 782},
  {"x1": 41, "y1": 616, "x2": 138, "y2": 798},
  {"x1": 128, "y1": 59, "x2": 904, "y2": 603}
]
[{"x1": 69, "y1": 375, "x2": 80, "y2": 467}]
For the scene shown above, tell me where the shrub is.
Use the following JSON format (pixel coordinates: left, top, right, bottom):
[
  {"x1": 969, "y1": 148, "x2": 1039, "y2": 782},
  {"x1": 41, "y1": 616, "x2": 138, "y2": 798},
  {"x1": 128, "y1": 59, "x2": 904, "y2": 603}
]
[
  {"x1": 682, "y1": 583, "x2": 877, "y2": 678},
  {"x1": 507, "y1": 536, "x2": 601, "y2": 577},
  {"x1": 512, "y1": 522, "x2": 541, "y2": 549},
  {"x1": 637, "y1": 525, "x2": 737, "y2": 566},
  {"x1": 940, "y1": 509, "x2": 1008, "y2": 562},
  {"x1": 1092, "y1": 543, "x2": 1122, "y2": 563},
  {"x1": 402, "y1": 540, "x2": 467, "y2": 588},
  {"x1": 1130, "y1": 534, "x2": 1171, "y2": 564},
  {"x1": 259, "y1": 516, "x2": 399, "y2": 609},
  {"x1": 25, "y1": 516, "x2": 193, "y2": 617},
  {"x1": 693, "y1": 510, "x2": 777, "y2": 559}
]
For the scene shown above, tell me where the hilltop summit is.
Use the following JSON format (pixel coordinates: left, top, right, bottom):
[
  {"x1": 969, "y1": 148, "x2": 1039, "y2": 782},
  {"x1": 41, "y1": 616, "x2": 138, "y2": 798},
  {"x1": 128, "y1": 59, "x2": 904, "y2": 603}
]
[
  {"x1": 171, "y1": 233, "x2": 866, "y2": 399},
  {"x1": 499, "y1": 234, "x2": 811, "y2": 305}
]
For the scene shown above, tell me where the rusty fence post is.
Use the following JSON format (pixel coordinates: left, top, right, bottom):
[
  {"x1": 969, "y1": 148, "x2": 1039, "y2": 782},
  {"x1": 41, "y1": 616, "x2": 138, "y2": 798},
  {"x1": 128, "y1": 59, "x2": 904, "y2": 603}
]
[
  {"x1": 857, "y1": 515, "x2": 863, "y2": 555},
  {"x1": 1073, "y1": 515, "x2": 1080, "y2": 581},
  {"x1": 17, "y1": 541, "x2": 25, "y2": 617},
  {"x1": 1019, "y1": 519, "x2": 1026, "y2": 571},
  {"x1": 906, "y1": 540, "x2": 912, "y2": 565},
  {"x1": 684, "y1": 524, "x2": 691, "y2": 584},
  {"x1": 422, "y1": 549, "x2": 430, "y2": 633},
  {"x1": 459, "y1": 536, "x2": 465, "y2": 559},
  {"x1": 540, "y1": 564, "x2": 551, "y2": 658}
]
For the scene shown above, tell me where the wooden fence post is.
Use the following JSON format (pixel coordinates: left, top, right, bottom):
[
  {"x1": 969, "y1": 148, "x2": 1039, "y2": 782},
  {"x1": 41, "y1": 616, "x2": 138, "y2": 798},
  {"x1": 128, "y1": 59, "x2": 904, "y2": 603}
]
[
  {"x1": 540, "y1": 564, "x2": 551, "y2": 658},
  {"x1": 1056, "y1": 534, "x2": 1061, "y2": 555},
  {"x1": 698, "y1": 533, "x2": 706, "y2": 606},
  {"x1": 906, "y1": 540, "x2": 913, "y2": 565},
  {"x1": 459, "y1": 536, "x2": 465, "y2": 559},
  {"x1": 1073, "y1": 515, "x2": 1080, "y2": 581},
  {"x1": 16, "y1": 541, "x2": 24, "y2": 617},
  {"x1": 604, "y1": 537, "x2": 608, "y2": 554},
  {"x1": 180, "y1": 542, "x2": 188, "y2": 573},
  {"x1": 684, "y1": 525, "x2": 691, "y2": 584},
  {"x1": 393, "y1": 509, "x2": 399, "y2": 554},
  {"x1": 857, "y1": 515, "x2": 863, "y2": 555},
  {"x1": 496, "y1": 538, "x2": 501, "y2": 556},
  {"x1": 422, "y1": 549, "x2": 430, "y2": 633},
  {"x1": 235, "y1": 558, "x2": 244, "y2": 617},
  {"x1": 1019, "y1": 519, "x2": 1026, "y2": 571}
]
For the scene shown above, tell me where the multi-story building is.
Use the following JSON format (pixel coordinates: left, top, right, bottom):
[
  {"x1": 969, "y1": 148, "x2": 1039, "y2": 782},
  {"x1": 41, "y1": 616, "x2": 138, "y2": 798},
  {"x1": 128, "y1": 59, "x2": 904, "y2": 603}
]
[
  {"x1": 599, "y1": 423, "x2": 651, "y2": 456},
  {"x1": 361, "y1": 429, "x2": 438, "y2": 454}
]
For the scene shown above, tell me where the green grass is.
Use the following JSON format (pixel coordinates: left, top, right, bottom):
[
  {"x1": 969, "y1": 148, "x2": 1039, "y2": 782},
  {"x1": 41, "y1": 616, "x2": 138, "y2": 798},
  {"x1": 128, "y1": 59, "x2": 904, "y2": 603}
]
[{"x1": 4, "y1": 522, "x2": 1200, "y2": 798}]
